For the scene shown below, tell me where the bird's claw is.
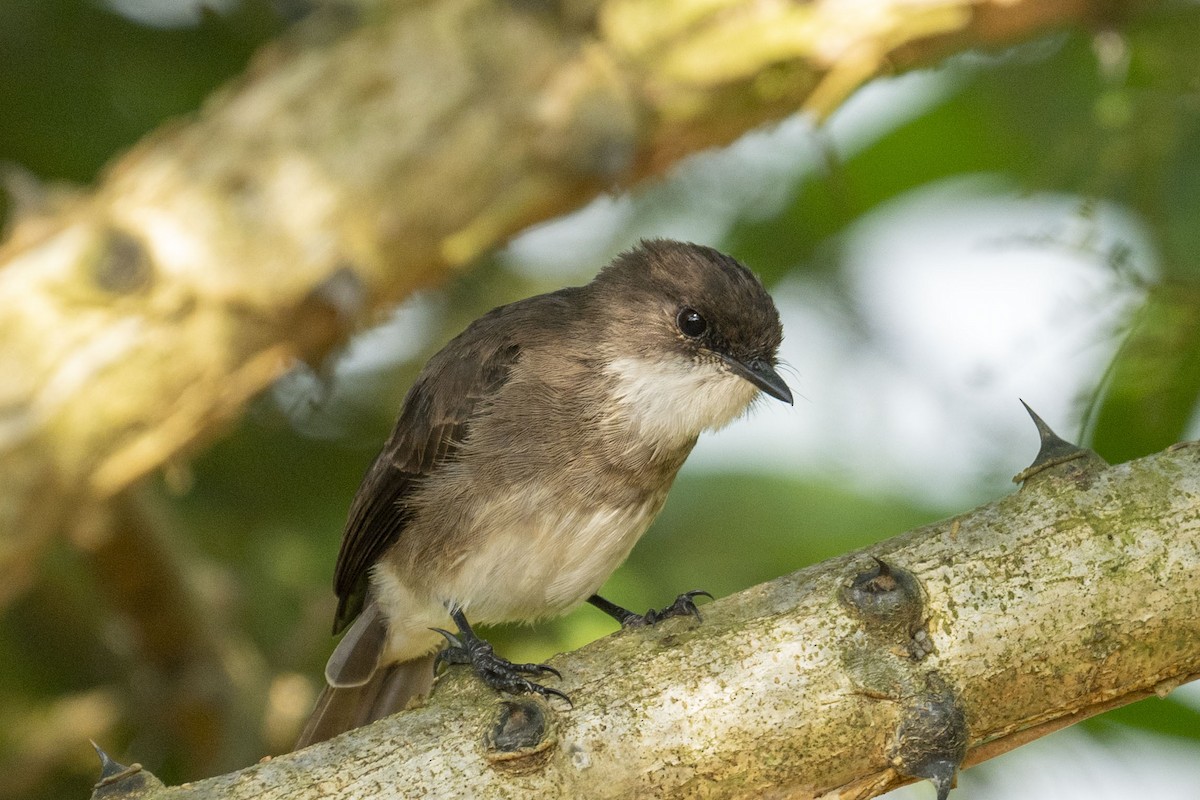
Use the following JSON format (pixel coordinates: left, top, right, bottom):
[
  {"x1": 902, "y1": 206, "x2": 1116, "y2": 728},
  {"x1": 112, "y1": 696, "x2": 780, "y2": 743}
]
[
  {"x1": 430, "y1": 625, "x2": 570, "y2": 706},
  {"x1": 431, "y1": 627, "x2": 462, "y2": 648},
  {"x1": 625, "y1": 589, "x2": 713, "y2": 628}
]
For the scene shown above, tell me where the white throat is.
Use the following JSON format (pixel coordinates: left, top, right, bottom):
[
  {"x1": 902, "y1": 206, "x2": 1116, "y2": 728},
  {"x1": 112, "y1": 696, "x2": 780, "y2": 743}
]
[{"x1": 605, "y1": 355, "x2": 759, "y2": 448}]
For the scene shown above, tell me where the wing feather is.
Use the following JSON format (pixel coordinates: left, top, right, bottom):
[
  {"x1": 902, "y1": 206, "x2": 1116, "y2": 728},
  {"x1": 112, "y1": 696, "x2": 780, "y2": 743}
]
[{"x1": 330, "y1": 316, "x2": 524, "y2": 633}]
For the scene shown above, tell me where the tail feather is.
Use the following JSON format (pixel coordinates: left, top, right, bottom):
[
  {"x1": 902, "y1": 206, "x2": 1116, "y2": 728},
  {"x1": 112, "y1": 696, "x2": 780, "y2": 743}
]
[
  {"x1": 326, "y1": 602, "x2": 388, "y2": 688},
  {"x1": 295, "y1": 655, "x2": 436, "y2": 749},
  {"x1": 295, "y1": 600, "x2": 437, "y2": 750}
]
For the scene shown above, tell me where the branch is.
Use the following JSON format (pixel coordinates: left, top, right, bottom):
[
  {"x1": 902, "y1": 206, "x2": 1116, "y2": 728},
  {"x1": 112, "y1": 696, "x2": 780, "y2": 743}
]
[
  {"x1": 90, "y1": 427, "x2": 1200, "y2": 799},
  {"x1": 0, "y1": 0, "x2": 1108, "y2": 602}
]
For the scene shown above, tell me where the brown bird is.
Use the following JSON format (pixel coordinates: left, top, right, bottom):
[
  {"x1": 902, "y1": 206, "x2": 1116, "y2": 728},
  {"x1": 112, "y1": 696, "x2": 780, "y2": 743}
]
[{"x1": 296, "y1": 239, "x2": 791, "y2": 747}]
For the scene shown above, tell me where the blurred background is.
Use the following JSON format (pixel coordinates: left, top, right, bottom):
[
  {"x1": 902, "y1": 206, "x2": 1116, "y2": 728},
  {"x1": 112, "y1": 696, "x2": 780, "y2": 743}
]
[{"x1": 2, "y1": 1, "x2": 1199, "y2": 798}]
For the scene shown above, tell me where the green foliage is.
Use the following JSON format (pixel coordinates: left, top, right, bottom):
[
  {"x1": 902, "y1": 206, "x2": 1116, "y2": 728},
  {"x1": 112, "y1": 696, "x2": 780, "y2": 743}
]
[
  {"x1": 1087, "y1": 695, "x2": 1200, "y2": 744},
  {"x1": 1088, "y1": 288, "x2": 1200, "y2": 462},
  {"x1": 0, "y1": 0, "x2": 280, "y2": 185}
]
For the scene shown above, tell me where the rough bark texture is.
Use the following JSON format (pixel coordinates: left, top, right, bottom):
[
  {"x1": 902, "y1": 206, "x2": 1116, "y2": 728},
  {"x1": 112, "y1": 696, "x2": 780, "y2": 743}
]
[
  {"x1": 0, "y1": 0, "x2": 1105, "y2": 606},
  {"x1": 90, "y1": 441, "x2": 1200, "y2": 799}
]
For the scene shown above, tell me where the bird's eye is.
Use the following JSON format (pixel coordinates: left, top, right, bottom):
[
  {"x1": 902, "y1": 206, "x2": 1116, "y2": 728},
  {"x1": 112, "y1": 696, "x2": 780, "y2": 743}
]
[{"x1": 676, "y1": 307, "x2": 708, "y2": 338}]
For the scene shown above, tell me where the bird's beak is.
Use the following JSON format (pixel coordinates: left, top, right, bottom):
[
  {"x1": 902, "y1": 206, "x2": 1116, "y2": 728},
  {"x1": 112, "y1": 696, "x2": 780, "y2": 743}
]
[{"x1": 720, "y1": 354, "x2": 793, "y2": 405}]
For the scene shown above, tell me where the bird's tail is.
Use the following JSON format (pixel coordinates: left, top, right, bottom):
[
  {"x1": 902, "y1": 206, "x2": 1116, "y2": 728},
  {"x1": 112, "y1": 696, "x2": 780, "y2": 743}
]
[
  {"x1": 294, "y1": 601, "x2": 436, "y2": 749},
  {"x1": 293, "y1": 655, "x2": 435, "y2": 748}
]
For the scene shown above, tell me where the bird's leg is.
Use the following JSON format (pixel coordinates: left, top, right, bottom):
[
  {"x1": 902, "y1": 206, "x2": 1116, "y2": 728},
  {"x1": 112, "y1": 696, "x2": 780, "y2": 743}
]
[
  {"x1": 588, "y1": 590, "x2": 713, "y2": 628},
  {"x1": 431, "y1": 609, "x2": 570, "y2": 705}
]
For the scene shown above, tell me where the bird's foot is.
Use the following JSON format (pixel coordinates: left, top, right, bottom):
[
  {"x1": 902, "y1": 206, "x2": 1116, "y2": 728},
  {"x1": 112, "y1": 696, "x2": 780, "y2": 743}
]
[
  {"x1": 589, "y1": 590, "x2": 713, "y2": 628},
  {"x1": 431, "y1": 623, "x2": 571, "y2": 705}
]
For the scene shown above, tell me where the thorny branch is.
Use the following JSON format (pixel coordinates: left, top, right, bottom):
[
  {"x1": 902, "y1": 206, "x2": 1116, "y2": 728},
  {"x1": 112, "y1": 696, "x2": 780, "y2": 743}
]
[{"x1": 90, "y1": 424, "x2": 1200, "y2": 798}]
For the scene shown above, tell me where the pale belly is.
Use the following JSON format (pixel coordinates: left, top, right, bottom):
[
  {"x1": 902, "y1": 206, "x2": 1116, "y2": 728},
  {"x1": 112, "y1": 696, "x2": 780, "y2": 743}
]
[
  {"x1": 446, "y1": 495, "x2": 664, "y2": 621},
  {"x1": 369, "y1": 492, "x2": 664, "y2": 662}
]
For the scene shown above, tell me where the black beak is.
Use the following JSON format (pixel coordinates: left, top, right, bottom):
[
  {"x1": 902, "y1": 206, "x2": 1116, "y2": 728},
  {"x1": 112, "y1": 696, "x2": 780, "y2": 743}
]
[{"x1": 720, "y1": 354, "x2": 793, "y2": 405}]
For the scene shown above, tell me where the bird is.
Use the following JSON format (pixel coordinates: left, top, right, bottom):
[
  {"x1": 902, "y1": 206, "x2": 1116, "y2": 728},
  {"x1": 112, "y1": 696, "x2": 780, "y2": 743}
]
[{"x1": 296, "y1": 239, "x2": 791, "y2": 747}]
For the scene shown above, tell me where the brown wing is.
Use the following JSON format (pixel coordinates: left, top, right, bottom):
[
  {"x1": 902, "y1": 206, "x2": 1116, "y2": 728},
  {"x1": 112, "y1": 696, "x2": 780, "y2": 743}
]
[{"x1": 330, "y1": 310, "x2": 525, "y2": 634}]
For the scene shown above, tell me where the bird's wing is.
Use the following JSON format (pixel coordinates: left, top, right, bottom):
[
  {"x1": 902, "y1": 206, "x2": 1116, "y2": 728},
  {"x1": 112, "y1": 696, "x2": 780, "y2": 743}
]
[{"x1": 330, "y1": 312, "x2": 524, "y2": 634}]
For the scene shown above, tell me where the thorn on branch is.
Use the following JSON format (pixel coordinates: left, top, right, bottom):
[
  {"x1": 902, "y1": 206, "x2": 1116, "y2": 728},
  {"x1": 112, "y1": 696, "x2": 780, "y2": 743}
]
[
  {"x1": 889, "y1": 679, "x2": 968, "y2": 800},
  {"x1": 1013, "y1": 400, "x2": 1108, "y2": 485},
  {"x1": 90, "y1": 741, "x2": 164, "y2": 799},
  {"x1": 92, "y1": 740, "x2": 125, "y2": 783}
]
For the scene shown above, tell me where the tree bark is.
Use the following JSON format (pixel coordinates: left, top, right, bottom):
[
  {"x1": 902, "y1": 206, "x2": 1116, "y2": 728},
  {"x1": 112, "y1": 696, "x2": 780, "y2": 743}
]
[
  {"x1": 90, "y1": 439, "x2": 1200, "y2": 799},
  {"x1": 0, "y1": 0, "x2": 1107, "y2": 606}
]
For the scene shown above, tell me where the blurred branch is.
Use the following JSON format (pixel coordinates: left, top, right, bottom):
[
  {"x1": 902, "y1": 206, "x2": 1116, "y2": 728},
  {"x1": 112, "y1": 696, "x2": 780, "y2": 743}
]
[
  {"x1": 90, "y1": 438, "x2": 1200, "y2": 798},
  {"x1": 78, "y1": 493, "x2": 266, "y2": 772},
  {"x1": 0, "y1": 0, "x2": 1109, "y2": 605}
]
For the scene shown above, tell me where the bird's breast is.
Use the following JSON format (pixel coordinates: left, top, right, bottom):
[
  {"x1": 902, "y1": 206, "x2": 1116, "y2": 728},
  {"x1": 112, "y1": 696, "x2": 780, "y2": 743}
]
[{"x1": 435, "y1": 488, "x2": 668, "y2": 622}]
